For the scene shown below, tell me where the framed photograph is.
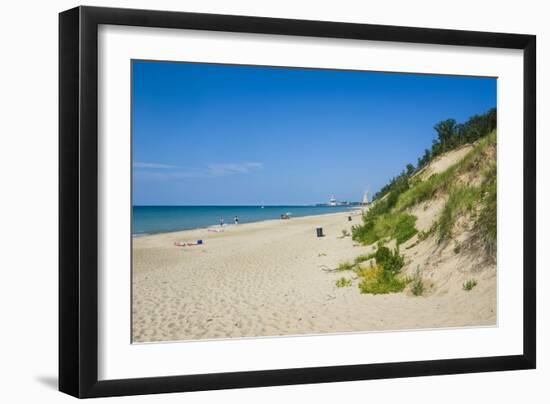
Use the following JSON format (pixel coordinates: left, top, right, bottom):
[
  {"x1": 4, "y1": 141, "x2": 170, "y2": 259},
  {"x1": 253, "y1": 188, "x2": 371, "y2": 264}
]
[{"x1": 59, "y1": 6, "x2": 536, "y2": 398}]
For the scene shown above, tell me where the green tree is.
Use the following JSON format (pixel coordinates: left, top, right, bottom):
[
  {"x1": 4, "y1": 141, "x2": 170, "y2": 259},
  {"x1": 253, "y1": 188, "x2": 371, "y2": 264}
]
[{"x1": 434, "y1": 118, "x2": 457, "y2": 152}]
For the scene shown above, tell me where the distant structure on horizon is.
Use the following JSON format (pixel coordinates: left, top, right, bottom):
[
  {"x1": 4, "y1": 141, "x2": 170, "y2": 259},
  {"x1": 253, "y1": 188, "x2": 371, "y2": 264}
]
[
  {"x1": 316, "y1": 195, "x2": 363, "y2": 207},
  {"x1": 362, "y1": 191, "x2": 369, "y2": 205}
]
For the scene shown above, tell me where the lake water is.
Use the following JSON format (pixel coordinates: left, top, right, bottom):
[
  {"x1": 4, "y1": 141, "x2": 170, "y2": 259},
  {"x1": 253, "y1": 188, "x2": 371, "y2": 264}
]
[{"x1": 132, "y1": 205, "x2": 355, "y2": 235}]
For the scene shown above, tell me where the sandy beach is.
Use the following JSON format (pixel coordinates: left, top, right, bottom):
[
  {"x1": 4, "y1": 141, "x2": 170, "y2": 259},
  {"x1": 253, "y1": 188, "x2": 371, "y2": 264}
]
[{"x1": 132, "y1": 209, "x2": 496, "y2": 343}]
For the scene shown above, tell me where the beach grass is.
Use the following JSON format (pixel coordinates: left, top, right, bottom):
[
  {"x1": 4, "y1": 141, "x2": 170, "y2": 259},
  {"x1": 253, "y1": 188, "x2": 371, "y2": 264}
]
[
  {"x1": 437, "y1": 186, "x2": 481, "y2": 241},
  {"x1": 463, "y1": 279, "x2": 478, "y2": 291},
  {"x1": 477, "y1": 162, "x2": 497, "y2": 255},
  {"x1": 337, "y1": 261, "x2": 355, "y2": 271},
  {"x1": 335, "y1": 277, "x2": 353, "y2": 288},
  {"x1": 352, "y1": 212, "x2": 417, "y2": 246},
  {"x1": 353, "y1": 253, "x2": 374, "y2": 265},
  {"x1": 411, "y1": 267, "x2": 425, "y2": 296}
]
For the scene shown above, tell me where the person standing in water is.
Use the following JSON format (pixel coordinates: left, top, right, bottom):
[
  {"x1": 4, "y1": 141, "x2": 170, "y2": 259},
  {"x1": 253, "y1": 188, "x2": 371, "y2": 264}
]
[
  {"x1": 219, "y1": 217, "x2": 224, "y2": 227},
  {"x1": 234, "y1": 216, "x2": 239, "y2": 225}
]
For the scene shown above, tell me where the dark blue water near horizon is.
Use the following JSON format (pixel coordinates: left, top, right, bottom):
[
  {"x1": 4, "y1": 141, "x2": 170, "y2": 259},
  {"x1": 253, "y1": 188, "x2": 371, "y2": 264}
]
[{"x1": 132, "y1": 205, "x2": 354, "y2": 235}]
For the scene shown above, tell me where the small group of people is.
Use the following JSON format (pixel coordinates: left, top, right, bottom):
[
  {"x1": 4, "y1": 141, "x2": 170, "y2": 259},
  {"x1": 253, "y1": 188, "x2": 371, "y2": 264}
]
[{"x1": 219, "y1": 216, "x2": 239, "y2": 226}]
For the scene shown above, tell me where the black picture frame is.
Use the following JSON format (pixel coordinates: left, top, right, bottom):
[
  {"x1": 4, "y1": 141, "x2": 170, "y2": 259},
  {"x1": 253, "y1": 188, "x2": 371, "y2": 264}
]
[{"x1": 59, "y1": 5, "x2": 536, "y2": 398}]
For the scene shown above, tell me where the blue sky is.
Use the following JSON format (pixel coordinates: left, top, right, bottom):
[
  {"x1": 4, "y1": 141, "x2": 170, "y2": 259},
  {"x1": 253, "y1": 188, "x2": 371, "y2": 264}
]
[{"x1": 132, "y1": 60, "x2": 496, "y2": 206}]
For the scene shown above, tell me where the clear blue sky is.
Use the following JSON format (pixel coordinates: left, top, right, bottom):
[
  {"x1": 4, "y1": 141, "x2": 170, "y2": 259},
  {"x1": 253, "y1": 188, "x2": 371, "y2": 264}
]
[{"x1": 132, "y1": 60, "x2": 496, "y2": 206}]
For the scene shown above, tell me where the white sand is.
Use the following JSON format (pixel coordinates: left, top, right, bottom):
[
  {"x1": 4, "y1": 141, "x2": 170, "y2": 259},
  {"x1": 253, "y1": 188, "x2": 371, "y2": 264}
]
[{"x1": 132, "y1": 209, "x2": 496, "y2": 343}]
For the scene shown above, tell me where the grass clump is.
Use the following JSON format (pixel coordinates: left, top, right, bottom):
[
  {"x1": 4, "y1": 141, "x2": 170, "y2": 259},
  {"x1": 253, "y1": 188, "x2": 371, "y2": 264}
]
[
  {"x1": 357, "y1": 247, "x2": 408, "y2": 295},
  {"x1": 410, "y1": 267, "x2": 424, "y2": 296},
  {"x1": 335, "y1": 277, "x2": 352, "y2": 288},
  {"x1": 340, "y1": 229, "x2": 351, "y2": 238},
  {"x1": 463, "y1": 279, "x2": 478, "y2": 291},
  {"x1": 358, "y1": 266, "x2": 408, "y2": 295}
]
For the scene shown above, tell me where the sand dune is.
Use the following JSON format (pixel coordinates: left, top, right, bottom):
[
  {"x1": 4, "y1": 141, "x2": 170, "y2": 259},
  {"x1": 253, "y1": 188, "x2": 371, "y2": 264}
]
[
  {"x1": 414, "y1": 144, "x2": 473, "y2": 181},
  {"x1": 132, "y1": 209, "x2": 496, "y2": 343}
]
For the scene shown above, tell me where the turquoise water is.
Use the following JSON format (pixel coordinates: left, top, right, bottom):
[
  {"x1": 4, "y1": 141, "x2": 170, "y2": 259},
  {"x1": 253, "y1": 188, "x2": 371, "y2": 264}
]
[{"x1": 133, "y1": 205, "x2": 354, "y2": 235}]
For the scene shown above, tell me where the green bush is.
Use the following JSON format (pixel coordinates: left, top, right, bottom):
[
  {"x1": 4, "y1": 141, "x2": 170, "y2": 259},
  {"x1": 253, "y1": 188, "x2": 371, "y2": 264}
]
[
  {"x1": 375, "y1": 246, "x2": 405, "y2": 276},
  {"x1": 355, "y1": 247, "x2": 408, "y2": 295},
  {"x1": 374, "y1": 246, "x2": 391, "y2": 265}
]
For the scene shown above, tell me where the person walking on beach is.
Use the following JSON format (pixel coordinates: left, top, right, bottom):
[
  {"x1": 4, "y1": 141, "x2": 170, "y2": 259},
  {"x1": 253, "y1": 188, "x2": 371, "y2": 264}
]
[
  {"x1": 220, "y1": 217, "x2": 224, "y2": 227},
  {"x1": 234, "y1": 216, "x2": 239, "y2": 225}
]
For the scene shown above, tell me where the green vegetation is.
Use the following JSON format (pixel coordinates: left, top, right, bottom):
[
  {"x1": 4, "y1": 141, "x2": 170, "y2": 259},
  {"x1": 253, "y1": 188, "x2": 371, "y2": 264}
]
[
  {"x1": 358, "y1": 266, "x2": 408, "y2": 295},
  {"x1": 353, "y1": 110, "x2": 496, "y2": 260},
  {"x1": 463, "y1": 279, "x2": 478, "y2": 291},
  {"x1": 395, "y1": 131, "x2": 495, "y2": 212},
  {"x1": 429, "y1": 135, "x2": 496, "y2": 246},
  {"x1": 335, "y1": 246, "x2": 408, "y2": 295},
  {"x1": 476, "y1": 162, "x2": 497, "y2": 255},
  {"x1": 395, "y1": 166, "x2": 456, "y2": 211},
  {"x1": 416, "y1": 108, "x2": 496, "y2": 170},
  {"x1": 335, "y1": 277, "x2": 352, "y2": 288},
  {"x1": 340, "y1": 109, "x2": 496, "y2": 297},
  {"x1": 357, "y1": 246, "x2": 408, "y2": 295},
  {"x1": 411, "y1": 267, "x2": 425, "y2": 296},
  {"x1": 337, "y1": 261, "x2": 354, "y2": 271},
  {"x1": 372, "y1": 108, "x2": 496, "y2": 202},
  {"x1": 374, "y1": 246, "x2": 405, "y2": 276},
  {"x1": 436, "y1": 186, "x2": 480, "y2": 241},
  {"x1": 352, "y1": 212, "x2": 418, "y2": 246},
  {"x1": 336, "y1": 252, "x2": 376, "y2": 273},
  {"x1": 353, "y1": 253, "x2": 374, "y2": 265}
]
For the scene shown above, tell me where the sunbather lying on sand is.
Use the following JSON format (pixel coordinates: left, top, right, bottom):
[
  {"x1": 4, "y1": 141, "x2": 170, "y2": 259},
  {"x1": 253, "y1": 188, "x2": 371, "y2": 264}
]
[{"x1": 174, "y1": 240, "x2": 203, "y2": 247}]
